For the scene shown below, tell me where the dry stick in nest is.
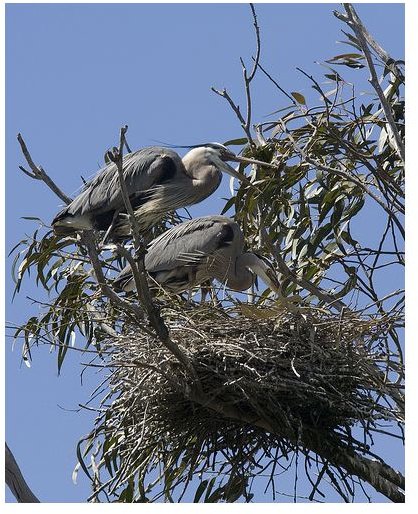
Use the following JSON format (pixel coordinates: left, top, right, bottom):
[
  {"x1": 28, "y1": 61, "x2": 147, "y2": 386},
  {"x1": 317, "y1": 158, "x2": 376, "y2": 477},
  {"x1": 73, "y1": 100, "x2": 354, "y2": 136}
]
[{"x1": 102, "y1": 311, "x2": 404, "y2": 502}]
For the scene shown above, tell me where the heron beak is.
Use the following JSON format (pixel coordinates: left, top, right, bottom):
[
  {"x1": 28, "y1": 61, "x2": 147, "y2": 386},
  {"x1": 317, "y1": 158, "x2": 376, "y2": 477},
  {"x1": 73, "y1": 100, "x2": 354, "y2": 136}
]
[
  {"x1": 230, "y1": 154, "x2": 275, "y2": 169},
  {"x1": 265, "y1": 269, "x2": 281, "y2": 293},
  {"x1": 218, "y1": 160, "x2": 248, "y2": 181},
  {"x1": 252, "y1": 258, "x2": 281, "y2": 294}
]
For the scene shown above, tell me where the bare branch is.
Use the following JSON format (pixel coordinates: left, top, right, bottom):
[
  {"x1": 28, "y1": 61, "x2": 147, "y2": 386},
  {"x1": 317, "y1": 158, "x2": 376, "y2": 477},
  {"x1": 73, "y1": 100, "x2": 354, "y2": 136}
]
[
  {"x1": 211, "y1": 4, "x2": 262, "y2": 149},
  {"x1": 107, "y1": 127, "x2": 197, "y2": 378},
  {"x1": 247, "y1": 4, "x2": 261, "y2": 83},
  {"x1": 17, "y1": 133, "x2": 72, "y2": 205},
  {"x1": 211, "y1": 87, "x2": 253, "y2": 146},
  {"x1": 5, "y1": 443, "x2": 40, "y2": 503},
  {"x1": 254, "y1": 59, "x2": 298, "y2": 106}
]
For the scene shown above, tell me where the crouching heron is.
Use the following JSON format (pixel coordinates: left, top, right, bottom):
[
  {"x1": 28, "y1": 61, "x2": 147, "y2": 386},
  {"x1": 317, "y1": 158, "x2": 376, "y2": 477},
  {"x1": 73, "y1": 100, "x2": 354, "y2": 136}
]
[
  {"x1": 113, "y1": 215, "x2": 280, "y2": 295},
  {"x1": 52, "y1": 144, "x2": 271, "y2": 239}
]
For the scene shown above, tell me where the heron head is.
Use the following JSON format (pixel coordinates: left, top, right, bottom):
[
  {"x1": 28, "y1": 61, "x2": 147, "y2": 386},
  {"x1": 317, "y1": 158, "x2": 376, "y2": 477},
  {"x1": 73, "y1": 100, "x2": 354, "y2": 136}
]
[
  {"x1": 198, "y1": 142, "x2": 252, "y2": 181},
  {"x1": 244, "y1": 252, "x2": 281, "y2": 293},
  {"x1": 202, "y1": 142, "x2": 274, "y2": 178},
  {"x1": 182, "y1": 142, "x2": 274, "y2": 182},
  {"x1": 181, "y1": 143, "x2": 243, "y2": 181}
]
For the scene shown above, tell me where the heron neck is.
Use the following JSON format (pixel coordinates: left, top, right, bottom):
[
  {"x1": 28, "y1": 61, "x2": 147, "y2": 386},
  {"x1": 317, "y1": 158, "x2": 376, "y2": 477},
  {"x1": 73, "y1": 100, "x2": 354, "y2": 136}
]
[
  {"x1": 182, "y1": 157, "x2": 222, "y2": 199},
  {"x1": 223, "y1": 253, "x2": 254, "y2": 291}
]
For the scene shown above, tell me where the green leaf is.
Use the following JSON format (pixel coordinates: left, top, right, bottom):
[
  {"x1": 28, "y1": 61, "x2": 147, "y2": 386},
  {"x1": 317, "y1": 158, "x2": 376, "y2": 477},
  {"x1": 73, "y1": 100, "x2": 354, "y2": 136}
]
[
  {"x1": 204, "y1": 477, "x2": 217, "y2": 502},
  {"x1": 194, "y1": 480, "x2": 209, "y2": 502},
  {"x1": 291, "y1": 92, "x2": 306, "y2": 105},
  {"x1": 328, "y1": 53, "x2": 364, "y2": 61},
  {"x1": 223, "y1": 138, "x2": 248, "y2": 146},
  {"x1": 221, "y1": 196, "x2": 236, "y2": 215}
]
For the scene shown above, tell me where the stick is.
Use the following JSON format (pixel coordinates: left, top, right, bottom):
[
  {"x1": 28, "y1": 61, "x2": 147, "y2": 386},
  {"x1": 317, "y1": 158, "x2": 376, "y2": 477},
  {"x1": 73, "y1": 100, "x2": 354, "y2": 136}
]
[
  {"x1": 5, "y1": 443, "x2": 40, "y2": 503},
  {"x1": 107, "y1": 127, "x2": 198, "y2": 378}
]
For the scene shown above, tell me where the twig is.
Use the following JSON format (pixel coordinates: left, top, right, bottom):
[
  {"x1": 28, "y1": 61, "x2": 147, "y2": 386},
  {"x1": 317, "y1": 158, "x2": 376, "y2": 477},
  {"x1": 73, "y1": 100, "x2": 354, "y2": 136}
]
[
  {"x1": 17, "y1": 134, "x2": 72, "y2": 204},
  {"x1": 211, "y1": 4, "x2": 261, "y2": 149},
  {"x1": 240, "y1": 3, "x2": 261, "y2": 149},
  {"x1": 247, "y1": 4, "x2": 261, "y2": 83},
  {"x1": 254, "y1": 59, "x2": 297, "y2": 106},
  {"x1": 211, "y1": 87, "x2": 253, "y2": 146}
]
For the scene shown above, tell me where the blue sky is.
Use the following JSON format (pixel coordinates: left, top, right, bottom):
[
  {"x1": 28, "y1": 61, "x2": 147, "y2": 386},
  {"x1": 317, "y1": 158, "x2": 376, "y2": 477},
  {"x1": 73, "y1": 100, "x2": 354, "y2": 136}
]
[{"x1": 5, "y1": 2, "x2": 405, "y2": 503}]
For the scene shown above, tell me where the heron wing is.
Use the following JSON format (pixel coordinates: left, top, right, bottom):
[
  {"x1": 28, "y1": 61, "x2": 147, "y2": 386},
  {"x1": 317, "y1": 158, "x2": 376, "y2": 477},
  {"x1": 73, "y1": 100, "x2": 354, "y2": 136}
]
[
  {"x1": 113, "y1": 216, "x2": 238, "y2": 292},
  {"x1": 55, "y1": 147, "x2": 182, "y2": 221},
  {"x1": 144, "y1": 216, "x2": 236, "y2": 273}
]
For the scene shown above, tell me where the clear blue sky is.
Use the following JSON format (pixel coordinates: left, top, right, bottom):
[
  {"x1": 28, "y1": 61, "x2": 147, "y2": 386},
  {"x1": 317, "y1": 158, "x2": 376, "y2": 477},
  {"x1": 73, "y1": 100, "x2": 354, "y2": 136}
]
[{"x1": 5, "y1": 2, "x2": 404, "y2": 503}]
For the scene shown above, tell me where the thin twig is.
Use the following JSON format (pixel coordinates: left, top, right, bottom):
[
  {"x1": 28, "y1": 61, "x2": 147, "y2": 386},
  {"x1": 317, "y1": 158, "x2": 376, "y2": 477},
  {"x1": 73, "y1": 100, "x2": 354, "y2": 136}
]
[
  {"x1": 17, "y1": 133, "x2": 72, "y2": 204},
  {"x1": 254, "y1": 59, "x2": 297, "y2": 106},
  {"x1": 247, "y1": 4, "x2": 261, "y2": 83},
  {"x1": 211, "y1": 4, "x2": 262, "y2": 149},
  {"x1": 211, "y1": 87, "x2": 253, "y2": 146}
]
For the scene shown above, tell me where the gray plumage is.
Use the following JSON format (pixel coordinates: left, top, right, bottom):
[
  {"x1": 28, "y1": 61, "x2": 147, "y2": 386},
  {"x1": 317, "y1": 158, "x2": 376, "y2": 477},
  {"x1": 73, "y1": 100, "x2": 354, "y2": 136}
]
[
  {"x1": 113, "y1": 215, "x2": 280, "y2": 294},
  {"x1": 51, "y1": 144, "x2": 267, "y2": 238}
]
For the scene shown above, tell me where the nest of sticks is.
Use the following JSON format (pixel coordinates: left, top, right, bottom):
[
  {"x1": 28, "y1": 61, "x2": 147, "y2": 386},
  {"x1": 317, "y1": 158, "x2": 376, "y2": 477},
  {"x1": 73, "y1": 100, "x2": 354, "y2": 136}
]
[{"x1": 88, "y1": 303, "x2": 404, "y2": 501}]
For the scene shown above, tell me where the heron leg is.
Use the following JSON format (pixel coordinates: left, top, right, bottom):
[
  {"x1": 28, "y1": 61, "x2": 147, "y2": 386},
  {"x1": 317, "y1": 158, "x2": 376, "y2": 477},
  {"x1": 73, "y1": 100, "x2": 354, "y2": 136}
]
[
  {"x1": 100, "y1": 210, "x2": 120, "y2": 248},
  {"x1": 200, "y1": 280, "x2": 211, "y2": 303},
  {"x1": 184, "y1": 269, "x2": 198, "y2": 304},
  {"x1": 210, "y1": 285, "x2": 220, "y2": 307}
]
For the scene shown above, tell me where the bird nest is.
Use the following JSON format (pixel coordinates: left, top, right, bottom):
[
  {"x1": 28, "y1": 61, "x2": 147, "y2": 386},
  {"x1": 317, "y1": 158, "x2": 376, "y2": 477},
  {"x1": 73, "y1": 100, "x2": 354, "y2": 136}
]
[{"x1": 85, "y1": 303, "x2": 404, "y2": 501}]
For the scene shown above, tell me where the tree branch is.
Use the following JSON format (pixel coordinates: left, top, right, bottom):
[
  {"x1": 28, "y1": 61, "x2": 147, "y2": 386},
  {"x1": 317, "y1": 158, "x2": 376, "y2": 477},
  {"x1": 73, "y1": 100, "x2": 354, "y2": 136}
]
[
  {"x1": 17, "y1": 134, "x2": 72, "y2": 204},
  {"x1": 211, "y1": 4, "x2": 262, "y2": 150},
  {"x1": 247, "y1": 3, "x2": 261, "y2": 83},
  {"x1": 187, "y1": 393, "x2": 404, "y2": 502},
  {"x1": 106, "y1": 127, "x2": 198, "y2": 378},
  {"x1": 5, "y1": 443, "x2": 40, "y2": 503},
  {"x1": 342, "y1": 4, "x2": 405, "y2": 163},
  {"x1": 17, "y1": 131, "x2": 196, "y2": 377},
  {"x1": 211, "y1": 87, "x2": 254, "y2": 146}
]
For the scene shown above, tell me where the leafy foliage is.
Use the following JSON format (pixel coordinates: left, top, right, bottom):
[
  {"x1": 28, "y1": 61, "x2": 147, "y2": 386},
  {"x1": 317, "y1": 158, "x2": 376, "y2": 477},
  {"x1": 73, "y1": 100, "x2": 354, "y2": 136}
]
[{"x1": 9, "y1": 5, "x2": 404, "y2": 503}]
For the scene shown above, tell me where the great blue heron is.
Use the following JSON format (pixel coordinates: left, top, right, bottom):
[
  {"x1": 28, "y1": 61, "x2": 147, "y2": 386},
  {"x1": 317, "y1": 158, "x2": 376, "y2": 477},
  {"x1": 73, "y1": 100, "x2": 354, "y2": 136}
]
[
  {"x1": 52, "y1": 143, "x2": 269, "y2": 238},
  {"x1": 113, "y1": 215, "x2": 280, "y2": 295}
]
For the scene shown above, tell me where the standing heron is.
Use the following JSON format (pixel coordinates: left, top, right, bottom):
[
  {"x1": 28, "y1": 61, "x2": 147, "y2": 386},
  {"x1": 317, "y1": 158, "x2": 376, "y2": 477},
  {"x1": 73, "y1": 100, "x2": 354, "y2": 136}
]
[
  {"x1": 52, "y1": 143, "x2": 269, "y2": 238},
  {"x1": 113, "y1": 215, "x2": 280, "y2": 295}
]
